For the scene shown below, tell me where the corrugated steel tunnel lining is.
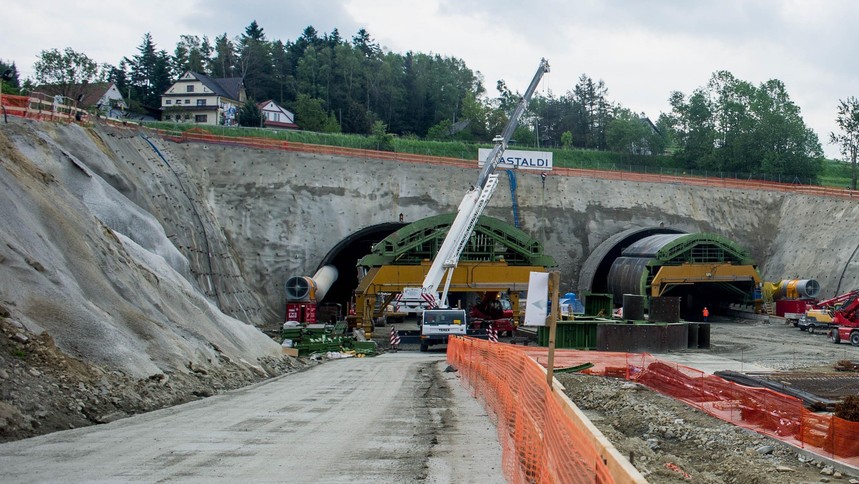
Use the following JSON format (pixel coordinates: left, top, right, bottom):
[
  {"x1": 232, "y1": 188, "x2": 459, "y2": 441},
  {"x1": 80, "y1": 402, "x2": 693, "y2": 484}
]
[
  {"x1": 577, "y1": 227, "x2": 685, "y2": 296},
  {"x1": 582, "y1": 230, "x2": 761, "y2": 317}
]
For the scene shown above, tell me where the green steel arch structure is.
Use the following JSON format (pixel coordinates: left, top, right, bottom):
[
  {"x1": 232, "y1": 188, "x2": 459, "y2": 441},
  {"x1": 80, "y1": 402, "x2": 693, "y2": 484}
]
[{"x1": 358, "y1": 214, "x2": 555, "y2": 268}]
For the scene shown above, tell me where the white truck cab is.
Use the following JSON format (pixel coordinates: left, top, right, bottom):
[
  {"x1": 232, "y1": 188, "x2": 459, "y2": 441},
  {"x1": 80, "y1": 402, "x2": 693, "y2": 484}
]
[{"x1": 419, "y1": 308, "x2": 467, "y2": 352}]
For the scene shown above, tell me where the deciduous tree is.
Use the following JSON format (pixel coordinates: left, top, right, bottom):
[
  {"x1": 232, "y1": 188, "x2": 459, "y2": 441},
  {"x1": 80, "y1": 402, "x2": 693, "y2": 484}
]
[{"x1": 831, "y1": 97, "x2": 859, "y2": 190}]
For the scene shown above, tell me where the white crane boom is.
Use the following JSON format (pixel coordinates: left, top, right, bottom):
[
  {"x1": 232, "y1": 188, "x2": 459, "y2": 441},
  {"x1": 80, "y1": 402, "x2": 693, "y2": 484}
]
[{"x1": 418, "y1": 58, "x2": 550, "y2": 308}]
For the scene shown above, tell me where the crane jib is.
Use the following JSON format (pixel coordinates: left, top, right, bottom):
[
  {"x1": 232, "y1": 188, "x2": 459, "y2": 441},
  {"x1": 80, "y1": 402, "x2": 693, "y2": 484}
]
[
  {"x1": 475, "y1": 58, "x2": 550, "y2": 189},
  {"x1": 418, "y1": 58, "x2": 550, "y2": 308}
]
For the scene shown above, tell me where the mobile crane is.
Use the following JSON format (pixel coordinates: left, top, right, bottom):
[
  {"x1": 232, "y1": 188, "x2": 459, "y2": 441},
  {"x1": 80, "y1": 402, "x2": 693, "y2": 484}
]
[
  {"x1": 416, "y1": 58, "x2": 550, "y2": 351},
  {"x1": 828, "y1": 294, "x2": 859, "y2": 346}
]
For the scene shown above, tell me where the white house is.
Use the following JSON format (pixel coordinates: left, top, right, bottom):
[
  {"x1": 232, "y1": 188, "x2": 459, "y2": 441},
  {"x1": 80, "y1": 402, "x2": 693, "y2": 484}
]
[
  {"x1": 258, "y1": 100, "x2": 298, "y2": 129},
  {"x1": 34, "y1": 82, "x2": 127, "y2": 118},
  {"x1": 160, "y1": 71, "x2": 245, "y2": 126}
]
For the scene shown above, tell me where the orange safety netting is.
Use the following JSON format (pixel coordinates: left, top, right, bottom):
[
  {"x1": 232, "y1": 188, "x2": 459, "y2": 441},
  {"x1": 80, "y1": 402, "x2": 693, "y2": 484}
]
[
  {"x1": 518, "y1": 346, "x2": 859, "y2": 467},
  {"x1": 447, "y1": 336, "x2": 633, "y2": 483},
  {"x1": 0, "y1": 94, "x2": 88, "y2": 123}
]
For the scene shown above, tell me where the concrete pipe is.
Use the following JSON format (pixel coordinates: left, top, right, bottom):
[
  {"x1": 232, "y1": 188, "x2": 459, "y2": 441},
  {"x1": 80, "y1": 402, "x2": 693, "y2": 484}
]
[
  {"x1": 774, "y1": 279, "x2": 820, "y2": 300},
  {"x1": 284, "y1": 265, "x2": 339, "y2": 302}
]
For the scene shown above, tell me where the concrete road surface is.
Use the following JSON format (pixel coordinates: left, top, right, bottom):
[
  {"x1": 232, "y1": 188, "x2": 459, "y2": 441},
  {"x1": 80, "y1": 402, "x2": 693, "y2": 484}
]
[{"x1": 0, "y1": 352, "x2": 503, "y2": 483}]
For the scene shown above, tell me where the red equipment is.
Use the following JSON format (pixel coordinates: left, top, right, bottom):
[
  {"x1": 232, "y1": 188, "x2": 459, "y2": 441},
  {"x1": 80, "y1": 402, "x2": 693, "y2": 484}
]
[
  {"x1": 469, "y1": 292, "x2": 516, "y2": 337},
  {"x1": 828, "y1": 294, "x2": 859, "y2": 346}
]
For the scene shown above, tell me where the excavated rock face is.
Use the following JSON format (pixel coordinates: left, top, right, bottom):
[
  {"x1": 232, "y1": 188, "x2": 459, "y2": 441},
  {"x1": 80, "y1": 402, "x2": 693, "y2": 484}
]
[{"x1": 0, "y1": 120, "x2": 281, "y2": 379}]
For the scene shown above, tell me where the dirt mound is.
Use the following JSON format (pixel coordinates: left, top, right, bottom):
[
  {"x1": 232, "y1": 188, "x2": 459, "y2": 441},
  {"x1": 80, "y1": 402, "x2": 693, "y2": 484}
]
[{"x1": 0, "y1": 315, "x2": 308, "y2": 442}]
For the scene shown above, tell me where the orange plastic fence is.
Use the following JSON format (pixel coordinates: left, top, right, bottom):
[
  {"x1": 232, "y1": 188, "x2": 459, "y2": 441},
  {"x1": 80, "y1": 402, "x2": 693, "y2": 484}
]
[
  {"x1": 0, "y1": 94, "x2": 89, "y2": 123},
  {"x1": 447, "y1": 336, "x2": 632, "y2": 483},
  {"x1": 519, "y1": 347, "x2": 859, "y2": 467}
]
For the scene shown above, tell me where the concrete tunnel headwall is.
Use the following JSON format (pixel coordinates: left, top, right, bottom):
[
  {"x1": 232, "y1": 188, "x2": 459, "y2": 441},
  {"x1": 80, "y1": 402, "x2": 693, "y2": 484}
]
[{"x1": 164, "y1": 139, "x2": 859, "y2": 327}]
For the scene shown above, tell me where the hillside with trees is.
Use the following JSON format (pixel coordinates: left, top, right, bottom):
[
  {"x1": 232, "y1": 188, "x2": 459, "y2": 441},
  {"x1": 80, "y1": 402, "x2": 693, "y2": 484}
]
[{"x1": 4, "y1": 20, "x2": 830, "y2": 183}]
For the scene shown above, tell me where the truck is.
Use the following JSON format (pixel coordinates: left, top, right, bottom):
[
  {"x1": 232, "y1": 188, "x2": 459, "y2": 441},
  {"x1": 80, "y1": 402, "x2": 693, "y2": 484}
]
[
  {"x1": 828, "y1": 294, "x2": 859, "y2": 346},
  {"x1": 469, "y1": 292, "x2": 516, "y2": 336},
  {"x1": 415, "y1": 58, "x2": 550, "y2": 352},
  {"x1": 799, "y1": 289, "x2": 859, "y2": 334}
]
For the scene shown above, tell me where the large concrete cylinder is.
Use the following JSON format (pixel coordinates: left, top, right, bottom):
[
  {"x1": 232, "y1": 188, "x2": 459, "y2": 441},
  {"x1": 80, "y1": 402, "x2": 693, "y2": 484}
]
[
  {"x1": 774, "y1": 279, "x2": 820, "y2": 300},
  {"x1": 284, "y1": 265, "x2": 339, "y2": 302}
]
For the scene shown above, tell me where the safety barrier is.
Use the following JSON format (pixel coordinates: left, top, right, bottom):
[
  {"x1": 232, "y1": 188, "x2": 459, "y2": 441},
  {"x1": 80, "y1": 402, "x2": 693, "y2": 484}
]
[
  {"x1": 447, "y1": 336, "x2": 646, "y2": 483},
  {"x1": 517, "y1": 347, "x2": 859, "y2": 468},
  {"x1": 0, "y1": 94, "x2": 90, "y2": 123}
]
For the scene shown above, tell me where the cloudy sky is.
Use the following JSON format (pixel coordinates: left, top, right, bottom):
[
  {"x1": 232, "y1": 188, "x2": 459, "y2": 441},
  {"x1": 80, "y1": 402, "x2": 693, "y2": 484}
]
[{"x1": 4, "y1": 0, "x2": 857, "y2": 158}]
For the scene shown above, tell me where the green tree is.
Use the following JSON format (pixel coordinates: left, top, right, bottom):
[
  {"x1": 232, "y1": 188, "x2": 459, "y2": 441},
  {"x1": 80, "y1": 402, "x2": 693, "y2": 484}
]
[
  {"x1": 33, "y1": 47, "x2": 105, "y2": 101},
  {"x1": 561, "y1": 131, "x2": 573, "y2": 150},
  {"x1": 606, "y1": 108, "x2": 655, "y2": 154},
  {"x1": 664, "y1": 71, "x2": 822, "y2": 180},
  {"x1": 211, "y1": 34, "x2": 237, "y2": 78},
  {"x1": 0, "y1": 60, "x2": 21, "y2": 95},
  {"x1": 237, "y1": 99, "x2": 263, "y2": 127},
  {"x1": 238, "y1": 21, "x2": 274, "y2": 101},
  {"x1": 371, "y1": 120, "x2": 394, "y2": 151},
  {"x1": 124, "y1": 33, "x2": 173, "y2": 111},
  {"x1": 573, "y1": 74, "x2": 610, "y2": 149},
  {"x1": 292, "y1": 93, "x2": 329, "y2": 131},
  {"x1": 831, "y1": 97, "x2": 859, "y2": 190},
  {"x1": 173, "y1": 35, "x2": 212, "y2": 76}
]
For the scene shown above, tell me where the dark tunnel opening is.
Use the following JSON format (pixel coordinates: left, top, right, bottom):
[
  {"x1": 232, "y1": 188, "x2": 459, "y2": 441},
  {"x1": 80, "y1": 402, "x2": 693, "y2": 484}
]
[
  {"x1": 315, "y1": 223, "x2": 406, "y2": 315},
  {"x1": 662, "y1": 281, "x2": 756, "y2": 321}
]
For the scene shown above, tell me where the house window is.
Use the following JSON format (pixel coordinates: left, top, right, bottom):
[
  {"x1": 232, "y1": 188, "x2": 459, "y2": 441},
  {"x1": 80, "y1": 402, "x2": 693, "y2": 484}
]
[
  {"x1": 195, "y1": 114, "x2": 207, "y2": 123},
  {"x1": 186, "y1": 85, "x2": 194, "y2": 93},
  {"x1": 164, "y1": 114, "x2": 171, "y2": 120},
  {"x1": 184, "y1": 99, "x2": 190, "y2": 104},
  {"x1": 184, "y1": 114, "x2": 190, "y2": 120},
  {"x1": 196, "y1": 99, "x2": 206, "y2": 106},
  {"x1": 272, "y1": 113, "x2": 280, "y2": 122},
  {"x1": 165, "y1": 100, "x2": 172, "y2": 105}
]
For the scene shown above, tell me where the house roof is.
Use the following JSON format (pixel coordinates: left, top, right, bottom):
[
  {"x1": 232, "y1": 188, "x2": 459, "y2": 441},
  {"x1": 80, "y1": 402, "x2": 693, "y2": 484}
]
[
  {"x1": 190, "y1": 72, "x2": 243, "y2": 101},
  {"x1": 257, "y1": 99, "x2": 299, "y2": 129},
  {"x1": 32, "y1": 82, "x2": 120, "y2": 107}
]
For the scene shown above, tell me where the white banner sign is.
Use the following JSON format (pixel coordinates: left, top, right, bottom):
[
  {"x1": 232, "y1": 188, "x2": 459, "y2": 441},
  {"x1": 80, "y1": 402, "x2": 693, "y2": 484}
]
[
  {"x1": 523, "y1": 272, "x2": 550, "y2": 326},
  {"x1": 478, "y1": 149, "x2": 553, "y2": 171}
]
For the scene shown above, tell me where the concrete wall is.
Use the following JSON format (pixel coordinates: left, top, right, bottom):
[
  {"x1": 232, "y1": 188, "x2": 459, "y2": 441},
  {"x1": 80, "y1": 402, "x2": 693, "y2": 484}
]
[{"x1": 167, "y1": 138, "x2": 859, "y2": 313}]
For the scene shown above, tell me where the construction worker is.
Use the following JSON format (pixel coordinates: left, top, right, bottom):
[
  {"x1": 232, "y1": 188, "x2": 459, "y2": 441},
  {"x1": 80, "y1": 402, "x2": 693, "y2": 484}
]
[{"x1": 702, "y1": 307, "x2": 709, "y2": 322}]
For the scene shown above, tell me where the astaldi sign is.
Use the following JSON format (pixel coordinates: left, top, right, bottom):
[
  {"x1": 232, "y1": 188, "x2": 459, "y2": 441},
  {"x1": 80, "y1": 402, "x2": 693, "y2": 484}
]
[{"x1": 478, "y1": 149, "x2": 553, "y2": 171}]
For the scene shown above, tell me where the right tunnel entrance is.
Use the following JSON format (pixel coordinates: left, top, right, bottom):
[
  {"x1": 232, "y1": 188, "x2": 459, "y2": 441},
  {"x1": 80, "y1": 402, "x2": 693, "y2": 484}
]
[{"x1": 581, "y1": 231, "x2": 762, "y2": 320}]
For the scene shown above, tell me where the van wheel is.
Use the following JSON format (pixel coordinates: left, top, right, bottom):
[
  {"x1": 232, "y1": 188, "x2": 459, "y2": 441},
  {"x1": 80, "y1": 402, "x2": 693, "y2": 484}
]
[
  {"x1": 808, "y1": 326, "x2": 815, "y2": 335},
  {"x1": 420, "y1": 342, "x2": 428, "y2": 352},
  {"x1": 851, "y1": 332, "x2": 859, "y2": 347}
]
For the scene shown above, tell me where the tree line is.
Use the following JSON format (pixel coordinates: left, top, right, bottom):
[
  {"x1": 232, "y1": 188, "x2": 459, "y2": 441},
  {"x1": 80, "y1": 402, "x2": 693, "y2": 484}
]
[{"x1": 4, "y1": 20, "x2": 859, "y2": 185}]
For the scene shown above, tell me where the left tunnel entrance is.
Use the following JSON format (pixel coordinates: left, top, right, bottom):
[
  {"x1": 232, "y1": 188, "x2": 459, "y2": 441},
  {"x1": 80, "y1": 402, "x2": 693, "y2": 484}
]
[{"x1": 312, "y1": 223, "x2": 407, "y2": 312}]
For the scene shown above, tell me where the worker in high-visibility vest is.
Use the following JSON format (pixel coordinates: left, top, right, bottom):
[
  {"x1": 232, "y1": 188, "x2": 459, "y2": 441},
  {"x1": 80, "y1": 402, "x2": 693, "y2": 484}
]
[{"x1": 702, "y1": 307, "x2": 709, "y2": 322}]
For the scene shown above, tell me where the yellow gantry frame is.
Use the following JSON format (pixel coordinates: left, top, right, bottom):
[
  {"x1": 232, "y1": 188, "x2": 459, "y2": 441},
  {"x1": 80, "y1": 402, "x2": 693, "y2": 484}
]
[
  {"x1": 650, "y1": 263, "x2": 761, "y2": 297},
  {"x1": 353, "y1": 260, "x2": 546, "y2": 337}
]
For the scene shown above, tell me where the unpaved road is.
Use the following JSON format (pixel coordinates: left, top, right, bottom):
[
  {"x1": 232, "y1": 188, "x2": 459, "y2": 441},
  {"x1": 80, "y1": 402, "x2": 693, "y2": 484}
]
[
  {"x1": 0, "y1": 352, "x2": 502, "y2": 483},
  {"x1": 694, "y1": 318, "x2": 859, "y2": 371}
]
